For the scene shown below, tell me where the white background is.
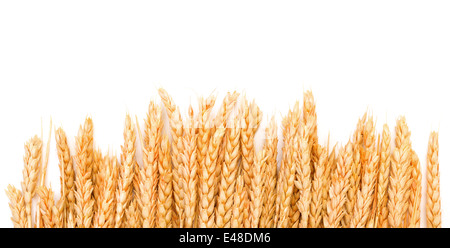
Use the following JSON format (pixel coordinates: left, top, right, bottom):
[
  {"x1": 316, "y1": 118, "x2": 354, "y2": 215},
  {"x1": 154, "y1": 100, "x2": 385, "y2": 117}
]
[{"x1": 0, "y1": 1, "x2": 448, "y2": 228}]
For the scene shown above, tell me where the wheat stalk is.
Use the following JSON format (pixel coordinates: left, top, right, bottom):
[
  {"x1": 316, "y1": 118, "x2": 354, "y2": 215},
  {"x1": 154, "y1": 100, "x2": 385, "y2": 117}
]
[
  {"x1": 21, "y1": 136, "x2": 43, "y2": 228},
  {"x1": 6, "y1": 185, "x2": 27, "y2": 228},
  {"x1": 215, "y1": 116, "x2": 240, "y2": 228},
  {"x1": 158, "y1": 88, "x2": 184, "y2": 227},
  {"x1": 156, "y1": 135, "x2": 173, "y2": 228},
  {"x1": 375, "y1": 124, "x2": 391, "y2": 228},
  {"x1": 114, "y1": 114, "x2": 136, "y2": 228},
  {"x1": 259, "y1": 116, "x2": 278, "y2": 228},
  {"x1": 199, "y1": 126, "x2": 226, "y2": 228},
  {"x1": 426, "y1": 132, "x2": 440, "y2": 228},
  {"x1": 324, "y1": 141, "x2": 353, "y2": 228},
  {"x1": 408, "y1": 150, "x2": 421, "y2": 228}
]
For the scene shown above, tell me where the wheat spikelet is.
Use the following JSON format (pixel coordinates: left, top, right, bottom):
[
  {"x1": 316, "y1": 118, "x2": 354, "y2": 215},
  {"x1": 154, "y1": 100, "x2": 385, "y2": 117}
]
[
  {"x1": 309, "y1": 145, "x2": 327, "y2": 228},
  {"x1": 180, "y1": 106, "x2": 199, "y2": 228},
  {"x1": 324, "y1": 141, "x2": 352, "y2": 228},
  {"x1": 156, "y1": 135, "x2": 173, "y2": 228},
  {"x1": 158, "y1": 88, "x2": 184, "y2": 227},
  {"x1": 215, "y1": 116, "x2": 240, "y2": 228},
  {"x1": 294, "y1": 117, "x2": 312, "y2": 228},
  {"x1": 36, "y1": 186, "x2": 55, "y2": 228},
  {"x1": 199, "y1": 126, "x2": 226, "y2": 228},
  {"x1": 125, "y1": 198, "x2": 142, "y2": 228},
  {"x1": 388, "y1": 117, "x2": 411, "y2": 228},
  {"x1": 6, "y1": 185, "x2": 27, "y2": 228},
  {"x1": 375, "y1": 124, "x2": 391, "y2": 228},
  {"x1": 114, "y1": 114, "x2": 136, "y2": 228},
  {"x1": 426, "y1": 132, "x2": 440, "y2": 228},
  {"x1": 259, "y1": 116, "x2": 278, "y2": 228},
  {"x1": 240, "y1": 97, "x2": 260, "y2": 193},
  {"x1": 21, "y1": 136, "x2": 43, "y2": 228},
  {"x1": 94, "y1": 155, "x2": 118, "y2": 228},
  {"x1": 55, "y1": 128, "x2": 75, "y2": 226},
  {"x1": 407, "y1": 150, "x2": 421, "y2": 228},
  {"x1": 250, "y1": 151, "x2": 266, "y2": 228},
  {"x1": 231, "y1": 175, "x2": 247, "y2": 228},
  {"x1": 52, "y1": 198, "x2": 64, "y2": 228}
]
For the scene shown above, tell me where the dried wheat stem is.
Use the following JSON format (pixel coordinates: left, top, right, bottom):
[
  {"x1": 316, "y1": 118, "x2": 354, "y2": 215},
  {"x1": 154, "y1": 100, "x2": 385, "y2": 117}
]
[
  {"x1": 309, "y1": 145, "x2": 327, "y2": 228},
  {"x1": 215, "y1": 116, "x2": 240, "y2": 228},
  {"x1": 158, "y1": 88, "x2": 184, "y2": 227},
  {"x1": 259, "y1": 117, "x2": 278, "y2": 228},
  {"x1": 295, "y1": 118, "x2": 312, "y2": 228},
  {"x1": 94, "y1": 155, "x2": 118, "y2": 228},
  {"x1": 21, "y1": 136, "x2": 43, "y2": 228},
  {"x1": 388, "y1": 117, "x2": 411, "y2": 228},
  {"x1": 375, "y1": 124, "x2": 391, "y2": 228},
  {"x1": 426, "y1": 132, "x2": 441, "y2": 228},
  {"x1": 199, "y1": 126, "x2": 226, "y2": 228},
  {"x1": 324, "y1": 141, "x2": 352, "y2": 228},
  {"x1": 181, "y1": 106, "x2": 199, "y2": 228},
  {"x1": 115, "y1": 114, "x2": 136, "y2": 228},
  {"x1": 230, "y1": 175, "x2": 247, "y2": 228},
  {"x1": 6, "y1": 185, "x2": 27, "y2": 228},
  {"x1": 250, "y1": 151, "x2": 266, "y2": 228},
  {"x1": 156, "y1": 135, "x2": 173, "y2": 228},
  {"x1": 408, "y1": 151, "x2": 421, "y2": 228}
]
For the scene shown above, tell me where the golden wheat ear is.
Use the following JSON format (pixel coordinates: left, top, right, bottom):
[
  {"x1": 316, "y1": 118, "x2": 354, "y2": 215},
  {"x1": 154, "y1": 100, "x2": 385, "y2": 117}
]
[{"x1": 426, "y1": 132, "x2": 441, "y2": 228}]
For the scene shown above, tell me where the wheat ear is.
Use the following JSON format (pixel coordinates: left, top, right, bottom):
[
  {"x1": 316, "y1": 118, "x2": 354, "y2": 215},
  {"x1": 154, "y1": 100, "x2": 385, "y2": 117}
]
[
  {"x1": 36, "y1": 186, "x2": 55, "y2": 228},
  {"x1": 52, "y1": 198, "x2": 64, "y2": 228},
  {"x1": 94, "y1": 155, "x2": 118, "y2": 228},
  {"x1": 180, "y1": 106, "x2": 199, "y2": 228},
  {"x1": 158, "y1": 88, "x2": 184, "y2": 227},
  {"x1": 21, "y1": 136, "x2": 43, "y2": 228},
  {"x1": 199, "y1": 125, "x2": 226, "y2": 228},
  {"x1": 55, "y1": 128, "x2": 75, "y2": 227},
  {"x1": 92, "y1": 149, "x2": 103, "y2": 214},
  {"x1": 426, "y1": 132, "x2": 441, "y2": 228},
  {"x1": 324, "y1": 141, "x2": 353, "y2": 228},
  {"x1": 6, "y1": 185, "x2": 27, "y2": 228},
  {"x1": 125, "y1": 198, "x2": 142, "y2": 228},
  {"x1": 407, "y1": 151, "x2": 421, "y2": 228},
  {"x1": 322, "y1": 143, "x2": 336, "y2": 227},
  {"x1": 115, "y1": 114, "x2": 136, "y2": 228},
  {"x1": 250, "y1": 151, "x2": 266, "y2": 228},
  {"x1": 387, "y1": 117, "x2": 411, "y2": 228},
  {"x1": 214, "y1": 92, "x2": 240, "y2": 197},
  {"x1": 303, "y1": 91, "x2": 318, "y2": 175},
  {"x1": 215, "y1": 116, "x2": 240, "y2": 228},
  {"x1": 295, "y1": 117, "x2": 312, "y2": 228},
  {"x1": 156, "y1": 135, "x2": 173, "y2": 228},
  {"x1": 309, "y1": 145, "x2": 327, "y2": 228},
  {"x1": 74, "y1": 118, "x2": 95, "y2": 228},
  {"x1": 276, "y1": 106, "x2": 299, "y2": 228},
  {"x1": 375, "y1": 124, "x2": 391, "y2": 228},
  {"x1": 259, "y1": 116, "x2": 278, "y2": 228}
]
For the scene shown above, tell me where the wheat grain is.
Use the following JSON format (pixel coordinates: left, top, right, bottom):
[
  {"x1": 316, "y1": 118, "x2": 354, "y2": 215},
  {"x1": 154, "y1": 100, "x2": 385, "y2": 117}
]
[
  {"x1": 6, "y1": 185, "x2": 27, "y2": 228},
  {"x1": 426, "y1": 132, "x2": 440, "y2": 228}
]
